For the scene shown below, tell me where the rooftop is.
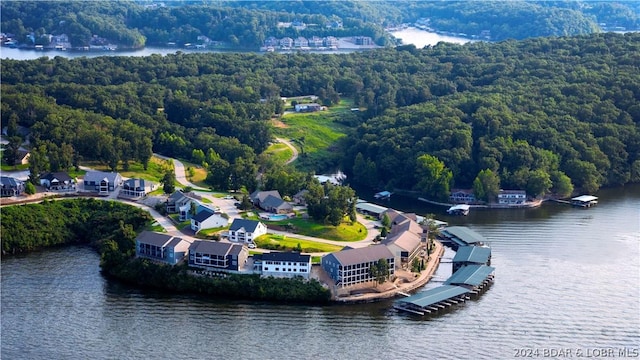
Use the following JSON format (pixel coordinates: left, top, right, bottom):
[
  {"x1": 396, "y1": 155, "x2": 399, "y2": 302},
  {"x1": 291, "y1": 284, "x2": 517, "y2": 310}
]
[
  {"x1": 397, "y1": 285, "x2": 470, "y2": 308},
  {"x1": 445, "y1": 265, "x2": 495, "y2": 287},
  {"x1": 355, "y1": 202, "x2": 388, "y2": 215},
  {"x1": 572, "y1": 195, "x2": 598, "y2": 202},
  {"x1": 452, "y1": 246, "x2": 491, "y2": 264},
  {"x1": 329, "y1": 244, "x2": 394, "y2": 267},
  {"x1": 441, "y1": 226, "x2": 487, "y2": 245},
  {"x1": 261, "y1": 252, "x2": 310, "y2": 263}
]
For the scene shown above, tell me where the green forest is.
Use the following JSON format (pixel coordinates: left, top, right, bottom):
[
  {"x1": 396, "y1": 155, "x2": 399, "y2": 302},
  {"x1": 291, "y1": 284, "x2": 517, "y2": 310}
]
[
  {"x1": 1, "y1": 1, "x2": 638, "y2": 48},
  {"x1": 2, "y1": 32, "x2": 639, "y2": 199}
]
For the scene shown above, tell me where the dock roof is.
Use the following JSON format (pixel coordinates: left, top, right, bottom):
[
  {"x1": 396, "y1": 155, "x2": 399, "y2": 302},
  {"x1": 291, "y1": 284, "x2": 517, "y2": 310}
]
[
  {"x1": 355, "y1": 202, "x2": 388, "y2": 215},
  {"x1": 571, "y1": 195, "x2": 598, "y2": 202},
  {"x1": 397, "y1": 285, "x2": 470, "y2": 308},
  {"x1": 452, "y1": 246, "x2": 491, "y2": 264},
  {"x1": 441, "y1": 226, "x2": 487, "y2": 245},
  {"x1": 445, "y1": 265, "x2": 495, "y2": 287}
]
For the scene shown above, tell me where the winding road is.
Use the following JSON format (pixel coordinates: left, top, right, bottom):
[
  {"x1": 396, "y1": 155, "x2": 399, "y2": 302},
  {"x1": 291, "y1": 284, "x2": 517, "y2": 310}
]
[{"x1": 275, "y1": 137, "x2": 299, "y2": 165}]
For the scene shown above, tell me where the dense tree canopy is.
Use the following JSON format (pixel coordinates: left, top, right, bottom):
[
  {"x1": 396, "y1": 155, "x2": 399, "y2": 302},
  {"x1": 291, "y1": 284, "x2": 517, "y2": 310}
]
[{"x1": 1, "y1": 32, "x2": 639, "y2": 196}]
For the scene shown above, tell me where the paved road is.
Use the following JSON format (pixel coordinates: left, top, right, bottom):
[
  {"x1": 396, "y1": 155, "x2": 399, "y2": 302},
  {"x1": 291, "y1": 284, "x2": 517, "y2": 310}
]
[
  {"x1": 275, "y1": 137, "x2": 299, "y2": 165},
  {"x1": 153, "y1": 153, "x2": 208, "y2": 191}
]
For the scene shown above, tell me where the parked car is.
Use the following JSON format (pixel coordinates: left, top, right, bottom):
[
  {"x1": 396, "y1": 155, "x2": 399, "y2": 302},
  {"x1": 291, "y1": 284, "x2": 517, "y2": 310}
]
[{"x1": 247, "y1": 243, "x2": 256, "y2": 249}]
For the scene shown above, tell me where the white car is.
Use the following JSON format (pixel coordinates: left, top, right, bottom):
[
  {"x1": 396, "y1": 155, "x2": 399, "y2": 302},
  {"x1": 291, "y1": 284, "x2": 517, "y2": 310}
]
[
  {"x1": 223, "y1": 195, "x2": 234, "y2": 200},
  {"x1": 247, "y1": 243, "x2": 256, "y2": 249}
]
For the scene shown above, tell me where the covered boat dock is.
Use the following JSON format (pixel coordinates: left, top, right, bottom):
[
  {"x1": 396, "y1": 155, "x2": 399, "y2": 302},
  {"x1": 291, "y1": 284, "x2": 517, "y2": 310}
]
[
  {"x1": 571, "y1": 195, "x2": 598, "y2": 207},
  {"x1": 452, "y1": 245, "x2": 492, "y2": 272},
  {"x1": 447, "y1": 204, "x2": 470, "y2": 215},
  {"x1": 439, "y1": 226, "x2": 487, "y2": 250},
  {"x1": 394, "y1": 285, "x2": 471, "y2": 315},
  {"x1": 445, "y1": 264, "x2": 495, "y2": 293}
]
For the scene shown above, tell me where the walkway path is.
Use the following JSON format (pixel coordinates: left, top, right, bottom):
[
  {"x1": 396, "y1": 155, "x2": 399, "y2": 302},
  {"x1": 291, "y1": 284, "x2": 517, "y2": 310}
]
[
  {"x1": 275, "y1": 137, "x2": 299, "y2": 165},
  {"x1": 153, "y1": 153, "x2": 208, "y2": 191}
]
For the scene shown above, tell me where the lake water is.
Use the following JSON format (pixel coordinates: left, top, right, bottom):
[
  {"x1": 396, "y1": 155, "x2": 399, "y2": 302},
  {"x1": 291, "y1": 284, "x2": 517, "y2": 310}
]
[{"x1": 2, "y1": 184, "x2": 639, "y2": 359}]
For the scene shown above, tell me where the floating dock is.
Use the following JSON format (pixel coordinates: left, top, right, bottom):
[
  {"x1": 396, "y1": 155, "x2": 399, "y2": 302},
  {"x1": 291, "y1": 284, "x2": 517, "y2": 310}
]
[
  {"x1": 570, "y1": 195, "x2": 598, "y2": 208},
  {"x1": 447, "y1": 204, "x2": 470, "y2": 216}
]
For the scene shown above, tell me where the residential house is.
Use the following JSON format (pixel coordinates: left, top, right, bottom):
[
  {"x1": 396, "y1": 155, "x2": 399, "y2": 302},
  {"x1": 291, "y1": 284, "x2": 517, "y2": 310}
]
[
  {"x1": 383, "y1": 216, "x2": 426, "y2": 268},
  {"x1": 135, "y1": 231, "x2": 192, "y2": 265},
  {"x1": 264, "y1": 36, "x2": 279, "y2": 47},
  {"x1": 326, "y1": 21, "x2": 343, "y2": 29},
  {"x1": 188, "y1": 240, "x2": 248, "y2": 271},
  {"x1": 323, "y1": 36, "x2": 339, "y2": 48},
  {"x1": 355, "y1": 36, "x2": 374, "y2": 45},
  {"x1": 321, "y1": 245, "x2": 395, "y2": 288},
  {"x1": 17, "y1": 148, "x2": 30, "y2": 165},
  {"x1": 228, "y1": 219, "x2": 267, "y2": 243},
  {"x1": 250, "y1": 190, "x2": 281, "y2": 208},
  {"x1": 450, "y1": 189, "x2": 476, "y2": 203},
  {"x1": 0, "y1": 176, "x2": 24, "y2": 197},
  {"x1": 308, "y1": 36, "x2": 324, "y2": 47},
  {"x1": 497, "y1": 189, "x2": 527, "y2": 204},
  {"x1": 294, "y1": 103, "x2": 322, "y2": 112},
  {"x1": 191, "y1": 207, "x2": 229, "y2": 233},
  {"x1": 292, "y1": 189, "x2": 308, "y2": 205},
  {"x1": 166, "y1": 191, "x2": 200, "y2": 220},
  {"x1": 260, "y1": 252, "x2": 312, "y2": 279},
  {"x1": 121, "y1": 178, "x2": 156, "y2": 197},
  {"x1": 83, "y1": 171, "x2": 122, "y2": 193},
  {"x1": 280, "y1": 37, "x2": 293, "y2": 48},
  {"x1": 294, "y1": 36, "x2": 308, "y2": 48},
  {"x1": 40, "y1": 172, "x2": 76, "y2": 191},
  {"x1": 291, "y1": 20, "x2": 306, "y2": 30},
  {"x1": 260, "y1": 195, "x2": 293, "y2": 214}
]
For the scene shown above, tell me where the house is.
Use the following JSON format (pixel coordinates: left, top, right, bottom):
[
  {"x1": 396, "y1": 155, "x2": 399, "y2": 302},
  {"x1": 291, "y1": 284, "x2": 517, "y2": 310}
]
[
  {"x1": 0, "y1": 176, "x2": 24, "y2": 197},
  {"x1": 321, "y1": 245, "x2": 396, "y2": 288},
  {"x1": 292, "y1": 189, "x2": 308, "y2": 205},
  {"x1": 121, "y1": 178, "x2": 156, "y2": 198},
  {"x1": 190, "y1": 208, "x2": 229, "y2": 233},
  {"x1": 354, "y1": 36, "x2": 374, "y2": 46},
  {"x1": 83, "y1": 171, "x2": 122, "y2": 193},
  {"x1": 294, "y1": 103, "x2": 322, "y2": 112},
  {"x1": 17, "y1": 148, "x2": 30, "y2": 165},
  {"x1": 260, "y1": 252, "x2": 312, "y2": 279},
  {"x1": 323, "y1": 36, "x2": 339, "y2": 48},
  {"x1": 294, "y1": 36, "x2": 308, "y2": 48},
  {"x1": 260, "y1": 195, "x2": 293, "y2": 214},
  {"x1": 188, "y1": 240, "x2": 248, "y2": 271},
  {"x1": 383, "y1": 216, "x2": 426, "y2": 268},
  {"x1": 135, "y1": 231, "x2": 192, "y2": 265},
  {"x1": 264, "y1": 36, "x2": 279, "y2": 47},
  {"x1": 280, "y1": 37, "x2": 293, "y2": 48},
  {"x1": 449, "y1": 189, "x2": 476, "y2": 203},
  {"x1": 308, "y1": 36, "x2": 324, "y2": 47},
  {"x1": 228, "y1": 219, "x2": 267, "y2": 243},
  {"x1": 40, "y1": 172, "x2": 75, "y2": 191},
  {"x1": 166, "y1": 191, "x2": 200, "y2": 220},
  {"x1": 497, "y1": 189, "x2": 527, "y2": 204}
]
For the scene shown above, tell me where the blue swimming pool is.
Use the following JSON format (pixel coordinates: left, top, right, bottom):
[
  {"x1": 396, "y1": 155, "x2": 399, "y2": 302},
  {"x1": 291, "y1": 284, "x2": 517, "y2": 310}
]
[{"x1": 269, "y1": 214, "x2": 288, "y2": 221}]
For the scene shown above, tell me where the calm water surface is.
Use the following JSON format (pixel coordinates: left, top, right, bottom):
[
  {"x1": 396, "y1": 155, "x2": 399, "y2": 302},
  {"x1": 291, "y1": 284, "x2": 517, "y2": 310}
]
[{"x1": 2, "y1": 185, "x2": 639, "y2": 359}]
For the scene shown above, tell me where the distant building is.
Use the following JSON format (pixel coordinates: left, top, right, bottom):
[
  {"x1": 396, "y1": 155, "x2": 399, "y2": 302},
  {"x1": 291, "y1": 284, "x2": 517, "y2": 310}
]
[
  {"x1": 135, "y1": 231, "x2": 192, "y2": 265},
  {"x1": 228, "y1": 219, "x2": 267, "y2": 243},
  {"x1": 354, "y1": 36, "x2": 374, "y2": 46},
  {"x1": 280, "y1": 37, "x2": 293, "y2": 48},
  {"x1": 190, "y1": 208, "x2": 229, "y2": 233},
  {"x1": 308, "y1": 36, "x2": 324, "y2": 47},
  {"x1": 294, "y1": 103, "x2": 322, "y2": 112},
  {"x1": 323, "y1": 36, "x2": 339, "y2": 48},
  {"x1": 0, "y1": 176, "x2": 24, "y2": 197},
  {"x1": 450, "y1": 189, "x2": 476, "y2": 203},
  {"x1": 497, "y1": 190, "x2": 526, "y2": 205},
  {"x1": 294, "y1": 36, "x2": 308, "y2": 48},
  {"x1": 40, "y1": 172, "x2": 76, "y2": 191},
  {"x1": 83, "y1": 171, "x2": 122, "y2": 193},
  {"x1": 121, "y1": 178, "x2": 156, "y2": 198}
]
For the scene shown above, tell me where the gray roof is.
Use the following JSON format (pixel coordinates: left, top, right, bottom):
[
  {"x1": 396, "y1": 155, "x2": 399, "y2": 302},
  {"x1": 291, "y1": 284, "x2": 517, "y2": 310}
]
[
  {"x1": 445, "y1": 265, "x2": 495, "y2": 287},
  {"x1": 261, "y1": 195, "x2": 292, "y2": 210},
  {"x1": 328, "y1": 245, "x2": 393, "y2": 267},
  {"x1": 136, "y1": 231, "x2": 184, "y2": 248},
  {"x1": 397, "y1": 285, "x2": 470, "y2": 308},
  {"x1": 123, "y1": 178, "x2": 152, "y2": 190},
  {"x1": 383, "y1": 230, "x2": 421, "y2": 252},
  {"x1": 452, "y1": 246, "x2": 491, "y2": 264},
  {"x1": 262, "y1": 252, "x2": 310, "y2": 263},
  {"x1": 355, "y1": 202, "x2": 388, "y2": 215},
  {"x1": 41, "y1": 172, "x2": 73, "y2": 183},
  {"x1": 192, "y1": 208, "x2": 215, "y2": 222},
  {"x1": 190, "y1": 240, "x2": 243, "y2": 257},
  {"x1": 229, "y1": 219, "x2": 263, "y2": 232},
  {"x1": 250, "y1": 190, "x2": 281, "y2": 204},
  {"x1": 84, "y1": 171, "x2": 121, "y2": 184},
  {"x1": 0, "y1": 176, "x2": 22, "y2": 188}
]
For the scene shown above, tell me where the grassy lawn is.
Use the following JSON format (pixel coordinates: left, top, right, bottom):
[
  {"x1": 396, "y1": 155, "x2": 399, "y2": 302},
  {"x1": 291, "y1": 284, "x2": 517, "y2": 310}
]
[
  {"x1": 197, "y1": 226, "x2": 228, "y2": 236},
  {"x1": 82, "y1": 156, "x2": 173, "y2": 183},
  {"x1": 272, "y1": 99, "x2": 356, "y2": 168},
  {"x1": 146, "y1": 222, "x2": 166, "y2": 232},
  {"x1": 169, "y1": 214, "x2": 191, "y2": 230},
  {"x1": 271, "y1": 217, "x2": 367, "y2": 242},
  {"x1": 178, "y1": 159, "x2": 208, "y2": 188},
  {"x1": 255, "y1": 234, "x2": 343, "y2": 253},
  {"x1": 262, "y1": 142, "x2": 294, "y2": 164},
  {"x1": 0, "y1": 163, "x2": 28, "y2": 172}
]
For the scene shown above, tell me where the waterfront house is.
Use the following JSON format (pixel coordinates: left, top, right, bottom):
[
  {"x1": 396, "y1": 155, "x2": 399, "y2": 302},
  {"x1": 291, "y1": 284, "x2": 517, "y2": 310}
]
[
  {"x1": 188, "y1": 240, "x2": 248, "y2": 271},
  {"x1": 40, "y1": 172, "x2": 75, "y2": 191},
  {"x1": 0, "y1": 176, "x2": 24, "y2": 197},
  {"x1": 83, "y1": 171, "x2": 122, "y2": 193},
  {"x1": 294, "y1": 36, "x2": 308, "y2": 48},
  {"x1": 321, "y1": 245, "x2": 395, "y2": 288},
  {"x1": 323, "y1": 36, "x2": 339, "y2": 48},
  {"x1": 264, "y1": 36, "x2": 279, "y2": 47},
  {"x1": 260, "y1": 252, "x2": 312, "y2": 279},
  {"x1": 228, "y1": 219, "x2": 267, "y2": 243},
  {"x1": 135, "y1": 231, "x2": 192, "y2": 265},
  {"x1": 190, "y1": 207, "x2": 229, "y2": 233},
  {"x1": 449, "y1": 189, "x2": 476, "y2": 203},
  {"x1": 308, "y1": 36, "x2": 324, "y2": 47},
  {"x1": 280, "y1": 37, "x2": 293, "y2": 48},
  {"x1": 121, "y1": 178, "x2": 156, "y2": 198},
  {"x1": 497, "y1": 189, "x2": 526, "y2": 205}
]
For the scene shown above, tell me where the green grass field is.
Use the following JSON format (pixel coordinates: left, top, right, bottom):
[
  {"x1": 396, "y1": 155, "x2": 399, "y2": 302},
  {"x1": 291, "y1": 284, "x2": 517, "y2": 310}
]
[
  {"x1": 254, "y1": 234, "x2": 343, "y2": 253},
  {"x1": 83, "y1": 156, "x2": 173, "y2": 183},
  {"x1": 272, "y1": 217, "x2": 367, "y2": 242},
  {"x1": 0, "y1": 163, "x2": 28, "y2": 172},
  {"x1": 262, "y1": 142, "x2": 294, "y2": 164}
]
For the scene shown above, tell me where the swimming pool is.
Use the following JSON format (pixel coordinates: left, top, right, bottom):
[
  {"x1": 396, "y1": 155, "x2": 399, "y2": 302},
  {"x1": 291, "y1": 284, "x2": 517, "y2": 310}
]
[{"x1": 268, "y1": 214, "x2": 288, "y2": 221}]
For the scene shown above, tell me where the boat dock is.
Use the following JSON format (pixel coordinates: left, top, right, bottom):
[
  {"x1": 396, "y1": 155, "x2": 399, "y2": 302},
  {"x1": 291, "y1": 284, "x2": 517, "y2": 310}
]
[
  {"x1": 447, "y1": 204, "x2": 470, "y2": 216},
  {"x1": 570, "y1": 195, "x2": 598, "y2": 207}
]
